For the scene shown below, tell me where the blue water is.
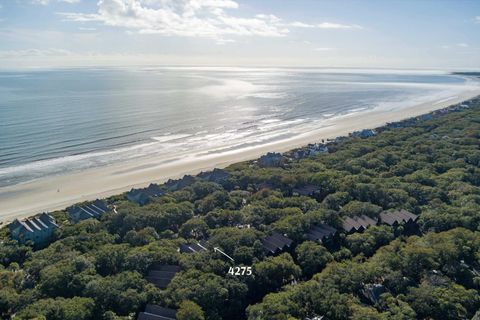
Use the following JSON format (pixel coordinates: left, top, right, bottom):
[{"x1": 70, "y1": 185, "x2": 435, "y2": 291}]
[{"x1": 0, "y1": 67, "x2": 475, "y2": 187}]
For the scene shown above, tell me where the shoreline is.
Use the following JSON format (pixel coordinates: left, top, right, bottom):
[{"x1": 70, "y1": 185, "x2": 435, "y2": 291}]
[{"x1": 1, "y1": 88, "x2": 480, "y2": 224}]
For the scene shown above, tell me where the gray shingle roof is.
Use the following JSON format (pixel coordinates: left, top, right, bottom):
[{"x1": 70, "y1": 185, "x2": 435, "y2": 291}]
[
  {"x1": 68, "y1": 199, "x2": 109, "y2": 222},
  {"x1": 306, "y1": 224, "x2": 337, "y2": 242},
  {"x1": 145, "y1": 265, "x2": 181, "y2": 289},
  {"x1": 379, "y1": 210, "x2": 418, "y2": 226},
  {"x1": 138, "y1": 305, "x2": 177, "y2": 320},
  {"x1": 342, "y1": 215, "x2": 378, "y2": 232},
  {"x1": 262, "y1": 231, "x2": 293, "y2": 254},
  {"x1": 179, "y1": 241, "x2": 208, "y2": 253}
]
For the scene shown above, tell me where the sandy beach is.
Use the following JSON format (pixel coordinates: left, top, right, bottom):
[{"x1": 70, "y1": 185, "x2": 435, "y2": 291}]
[{"x1": 1, "y1": 88, "x2": 479, "y2": 224}]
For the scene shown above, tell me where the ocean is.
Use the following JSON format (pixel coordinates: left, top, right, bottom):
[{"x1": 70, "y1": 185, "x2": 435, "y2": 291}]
[{"x1": 0, "y1": 67, "x2": 477, "y2": 188}]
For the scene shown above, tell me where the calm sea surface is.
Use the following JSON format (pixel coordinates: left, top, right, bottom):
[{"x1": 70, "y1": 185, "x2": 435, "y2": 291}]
[{"x1": 0, "y1": 67, "x2": 476, "y2": 187}]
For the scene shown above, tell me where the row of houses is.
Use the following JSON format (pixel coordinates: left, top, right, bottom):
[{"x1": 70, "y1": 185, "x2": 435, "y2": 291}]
[
  {"x1": 383, "y1": 97, "x2": 479, "y2": 131},
  {"x1": 256, "y1": 210, "x2": 419, "y2": 257},
  {"x1": 126, "y1": 169, "x2": 231, "y2": 206},
  {"x1": 173, "y1": 210, "x2": 418, "y2": 258},
  {"x1": 9, "y1": 213, "x2": 58, "y2": 247},
  {"x1": 8, "y1": 199, "x2": 110, "y2": 246}
]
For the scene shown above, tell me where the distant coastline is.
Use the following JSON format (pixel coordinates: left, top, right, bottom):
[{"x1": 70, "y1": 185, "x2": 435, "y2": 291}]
[{"x1": 1, "y1": 85, "x2": 479, "y2": 225}]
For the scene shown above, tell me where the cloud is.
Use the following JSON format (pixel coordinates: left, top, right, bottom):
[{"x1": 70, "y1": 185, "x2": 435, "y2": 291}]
[
  {"x1": 59, "y1": 0, "x2": 361, "y2": 42},
  {"x1": 33, "y1": 0, "x2": 80, "y2": 4},
  {"x1": 441, "y1": 43, "x2": 469, "y2": 49},
  {"x1": 0, "y1": 48, "x2": 73, "y2": 58},
  {"x1": 314, "y1": 47, "x2": 335, "y2": 51},
  {"x1": 78, "y1": 27, "x2": 97, "y2": 31},
  {"x1": 290, "y1": 21, "x2": 362, "y2": 29},
  {"x1": 475, "y1": 16, "x2": 480, "y2": 23}
]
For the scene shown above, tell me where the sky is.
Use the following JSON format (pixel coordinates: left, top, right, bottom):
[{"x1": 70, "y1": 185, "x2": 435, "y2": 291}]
[{"x1": 0, "y1": 0, "x2": 479, "y2": 69}]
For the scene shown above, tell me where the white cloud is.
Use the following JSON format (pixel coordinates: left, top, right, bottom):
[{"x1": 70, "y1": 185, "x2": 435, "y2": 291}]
[
  {"x1": 33, "y1": 0, "x2": 80, "y2": 4},
  {"x1": 457, "y1": 43, "x2": 469, "y2": 47},
  {"x1": 290, "y1": 21, "x2": 362, "y2": 29},
  {"x1": 316, "y1": 22, "x2": 362, "y2": 29},
  {"x1": 59, "y1": 0, "x2": 361, "y2": 41},
  {"x1": 78, "y1": 27, "x2": 97, "y2": 31},
  {"x1": 314, "y1": 47, "x2": 335, "y2": 51},
  {"x1": 475, "y1": 16, "x2": 480, "y2": 23},
  {"x1": 0, "y1": 48, "x2": 73, "y2": 58}
]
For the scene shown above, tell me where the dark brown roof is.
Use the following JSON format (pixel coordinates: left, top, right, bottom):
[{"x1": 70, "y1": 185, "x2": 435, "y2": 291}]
[
  {"x1": 379, "y1": 209, "x2": 418, "y2": 226},
  {"x1": 342, "y1": 215, "x2": 378, "y2": 232}
]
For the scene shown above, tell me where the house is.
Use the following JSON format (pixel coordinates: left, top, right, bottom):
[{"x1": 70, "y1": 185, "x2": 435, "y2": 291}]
[
  {"x1": 67, "y1": 199, "x2": 109, "y2": 223},
  {"x1": 258, "y1": 152, "x2": 285, "y2": 168},
  {"x1": 361, "y1": 283, "x2": 387, "y2": 304},
  {"x1": 145, "y1": 265, "x2": 180, "y2": 289},
  {"x1": 292, "y1": 185, "x2": 318, "y2": 197},
  {"x1": 424, "y1": 270, "x2": 451, "y2": 287},
  {"x1": 292, "y1": 144, "x2": 329, "y2": 160},
  {"x1": 418, "y1": 114, "x2": 434, "y2": 121},
  {"x1": 307, "y1": 143, "x2": 329, "y2": 156},
  {"x1": 342, "y1": 215, "x2": 378, "y2": 233},
  {"x1": 262, "y1": 231, "x2": 293, "y2": 254},
  {"x1": 198, "y1": 168, "x2": 230, "y2": 184},
  {"x1": 137, "y1": 305, "x2": 176, "y2": 320},
  {"x1": 164, "y1": 175, "x2": 196, "y2": 191},
  {"x1": 179, "y1": 241, "x2": 208, "y2": 253},
  {"x1": 379, "y1": 209, "x2": 418, "y2": 227},
  {"x1": 9, "y1": 213, "x2": 58, "y2": 246},
  {"x1": 306, "y1": 224, "x2": 337, "y2": 243},
  {"x1": 126, "y1": 183, "x2": 165, "y2": 206},
  {"x1": 351, "y1": 129, "x2": 376, "y2": 138}
]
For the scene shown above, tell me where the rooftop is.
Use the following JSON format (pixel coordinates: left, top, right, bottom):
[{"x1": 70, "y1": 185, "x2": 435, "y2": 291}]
[
  {"x1": 342, "y1": 215, "x2": 378, "y2": 232},
  {"x1": 379, "y1": 209, "x2": 418, "y2": 226},
  {"x1": 262, "y1": 231, "x2": 293, "y2": 254}
]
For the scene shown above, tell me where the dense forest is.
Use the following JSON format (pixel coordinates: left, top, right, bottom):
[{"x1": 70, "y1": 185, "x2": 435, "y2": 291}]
[{"x1": 1, "y1": 97, "x2": 480, "y2": 320}]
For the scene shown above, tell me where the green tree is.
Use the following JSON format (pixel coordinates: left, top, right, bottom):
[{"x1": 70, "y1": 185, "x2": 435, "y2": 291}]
[
  {"x1": 177, "y1": 300, "x2": 205, "y2": 320},
  {"x1": 295, "y1": 241, "x2": 333, "y2": 277}
]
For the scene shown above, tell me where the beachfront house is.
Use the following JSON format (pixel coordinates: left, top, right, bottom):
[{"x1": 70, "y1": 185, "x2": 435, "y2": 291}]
[
  {"x1": 292, "y1": 143, "x2": 329, "y2": 160},
  {"x1": 137, "y1": 305, "x2": 177, "y2": 320},
  {"x1": 261, "y1": 231, "x2": 293, "y2": 255},
  {"x1": 351, "y1": 129, "x2": 376, "y2": 138},
  {"x1": 126, "y1": 183, "x2": 165, "y2": 206},
  {"x1": 164, "y1": 175, "x2": 196, "y2": 192},
  {"x1": 9, "y1": 213, "x2": 58, "y2": 246},
  {"x1": 258, "y1": 152, "x2": 285, "y2": 168},
  {"x1": 67, "y1": 199, "x2": 109, "y2": 223},
  {"x1": 198, "y1": 168, "x2": 231, "y2": 184}
]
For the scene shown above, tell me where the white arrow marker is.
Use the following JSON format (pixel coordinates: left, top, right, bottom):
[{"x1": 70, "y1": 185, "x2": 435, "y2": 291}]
[{"x1": 214, "y1": 247, "x2": 235, "y2": 262}]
